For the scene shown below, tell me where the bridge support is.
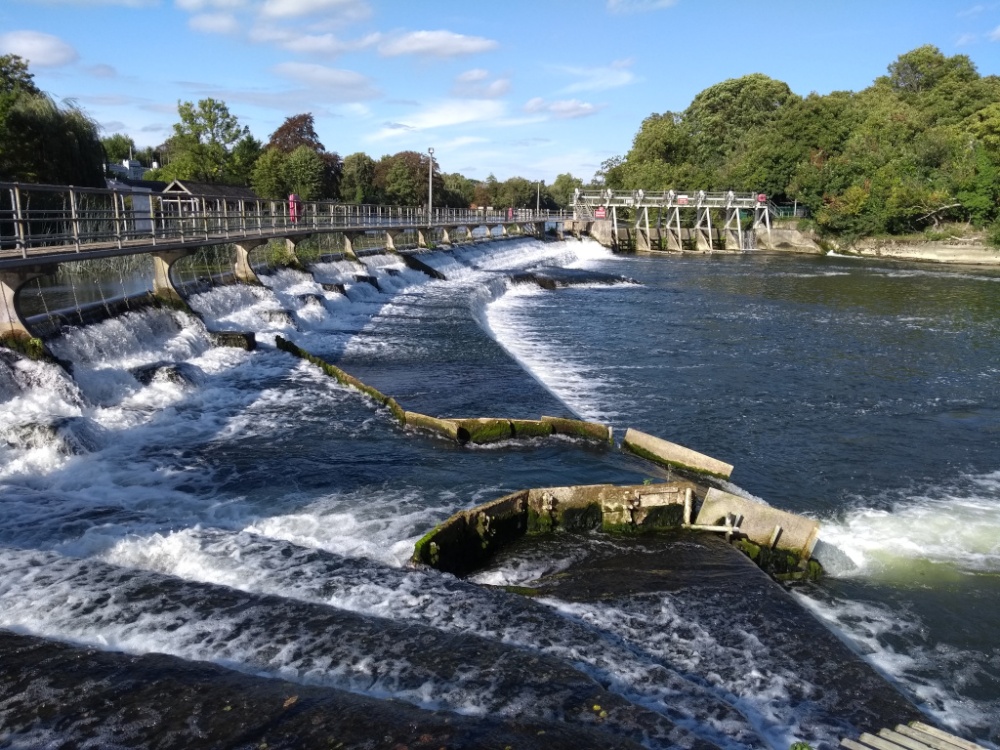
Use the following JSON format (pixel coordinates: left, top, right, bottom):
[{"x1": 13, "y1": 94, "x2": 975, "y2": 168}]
[
  {"x1": 417, "y1": 228, "x2": 429, "y2": 248},
  {"x1": 342, "y1": 233, "x2": 361, "y2": 260},
  {"x1": 440, "y1": 226, "x2": 457, "y2": 245},
  {"x1": 663, "y1": 207, "x2": 683, "y2": 251},
  {"x1": 0, "y1": 267, "x2": 53, "y2": 340},
  {"x1": 384, "y1": 230, "x2": 402, "y2": 254},
  {"x1": 635, "y1": 208, "x2": 653, "y2": 253},
  {"x1": 694, "y1": 205, "x2": 714, "y2": 252},
  {"x1": 152, "y1": 250, "x2": 195, "y2": 304},
  {"x1": 234, "y1": 240, "x2": 267, "y2": 285},
  {"x1": 724, "y1": 208, "x2": 744, "y2": 251}
]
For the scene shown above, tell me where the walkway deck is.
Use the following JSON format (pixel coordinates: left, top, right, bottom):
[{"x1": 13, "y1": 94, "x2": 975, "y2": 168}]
[{"x1": 843, "y1": 721, "x2": 988, "y2": 750}]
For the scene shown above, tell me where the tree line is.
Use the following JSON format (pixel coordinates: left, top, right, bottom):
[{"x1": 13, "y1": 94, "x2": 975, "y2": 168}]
[
  {"x1": 0, "y1": 54, "x2": 584, "y2": 210},
  {"x1": 4, "y1": 46, "x2": 999, "y2": 243},
  {"x1": 600, "y1": 46, "x2": 1000, "y2": 243}
]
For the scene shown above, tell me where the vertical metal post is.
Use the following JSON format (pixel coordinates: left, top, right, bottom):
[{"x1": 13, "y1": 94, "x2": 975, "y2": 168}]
[
  {"x1": 427, "y1": 147, "x2": 434, "y2": 226},
  {"x1": 113, "y1": 189, "x2": 123, "y2": 248},
  {"x1": 13, "y1": 185, "x2": 26, "y2": 257},
  {"x1": 70, "y1": 188, "x2": 81, "y2": 251}
]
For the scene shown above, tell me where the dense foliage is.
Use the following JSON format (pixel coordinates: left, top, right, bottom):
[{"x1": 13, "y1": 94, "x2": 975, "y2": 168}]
[
  {"x1": 601, "y1": 46, "x2": 1000, "y2": 241},
  {"x1": 0, "y1": 54, "x2": 105, "y2": 187}
]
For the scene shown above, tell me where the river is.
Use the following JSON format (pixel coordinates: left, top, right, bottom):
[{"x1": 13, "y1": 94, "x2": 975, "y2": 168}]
[{"x1": 0, "y1": 238, "x2": 997, "y2": 748}]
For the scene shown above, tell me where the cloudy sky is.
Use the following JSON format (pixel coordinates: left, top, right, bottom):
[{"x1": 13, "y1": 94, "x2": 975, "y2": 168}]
[{"x1": 2, "y1": 0, "x2": 999, "y2": 183}]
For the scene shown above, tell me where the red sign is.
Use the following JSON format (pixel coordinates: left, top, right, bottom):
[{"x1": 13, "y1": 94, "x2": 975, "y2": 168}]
[{"x1": 594, "y1": 206, "x2": 607, "y2": 219}]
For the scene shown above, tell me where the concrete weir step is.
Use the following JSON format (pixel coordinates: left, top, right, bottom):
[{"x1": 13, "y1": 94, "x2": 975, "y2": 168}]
[{"x1": 622, "y1": 428, "x2": 733, "y2": 480}]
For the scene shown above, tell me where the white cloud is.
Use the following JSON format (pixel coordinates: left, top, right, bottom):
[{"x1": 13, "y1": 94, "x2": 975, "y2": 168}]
[
  {"x1": 957, "y1": 4, "x2": 986, "y2": 17},
  {"x1": 87, "y1": 63, "x2": 118, "y2": 78},
  {"x1": 175, "y1": 0, "x2": 245, "y2": 9},
  {"x1": 524, "y1": 97, "x2": 602, "y2": 119},
  {"x1": 558, "y1": 58, "x2": 636, "y2": 93},
  {"x1": 189, "y1": 12, "x2": 241, "y2": 33},
  {"x1": 606, "y1": 0, "x2": 677, "y2": 13},
  {"x1": 457, "y1": 68, "x2": 489, "y2": 83},
  {"x1": 378, "y1": 30, "x2": 499, "y2": 58},
  {"x1": 251, "y1": 28, "x2": 380, "y2": 55},
  {"x1": 259, "y1": 0, "x2": 370, "y2": 21},
  {"x1": 452, "y1": 68, "x2": 510, "y2": 98},
  {"x1": 30, "y1": 0, "x2": 157, "y2": 6},
  {"x1": 0, "y1": 31, "x2": 79, "y2": 67},
  {"x1": 367, "y1": 99, "x2": 506, "y2": 140},
  {"x1": 990, "y1": 24, "x2": 1000, "y2": 41},
  {"x1": 271, "y1": 61, "x2": 379, "y2": 100},
  {"x1": 442, "y1": 135, "x2": 489, "y2": 149}
]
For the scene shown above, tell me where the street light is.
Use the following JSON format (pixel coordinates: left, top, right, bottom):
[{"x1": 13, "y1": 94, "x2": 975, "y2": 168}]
[
  {"x1": 536, "y1": 181, "x2": 540, "y2": 215},
  {"x1": 427, "y1": 147, "x2": 434, "y2": 224}
]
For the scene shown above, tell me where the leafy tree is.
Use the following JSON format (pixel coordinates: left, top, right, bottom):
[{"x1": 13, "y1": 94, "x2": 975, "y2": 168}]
[
  {"x1": 375, "y1": 151, "x2": 437, "y2": 206},
  {"x1": 284, "y1": 145, "x2": 325, "y2": 200},
  {"x1": 102, "y1": 133, "x2": 136, "y2": 164},
  {"x1": 228, "y1": 134, "x2": 263, "y2": 187},
  {"x1": 0, "y1": 57, "x2": 104, "y2": 186},
  {"x1": 340, "y1": 152, "x2": 378, "y2": 203},
  {"x1": 250, "y1": 147, "x2": 288, "y2": 199},
  {"x1": 441, "y1": 172, "x2": 475, "y2": 208},
  {"x1": 0, "y1": 54, "x2": 40, "y2": 96},
  {"x1": 263, "y1": 113, "x2": 340, "y2": 199},
  {"x1": 550, "y1": 173, "x2": 584, "y2": 208},
  {"x1": 159, "y1": 98, "x2": 249, "y2": 183}
]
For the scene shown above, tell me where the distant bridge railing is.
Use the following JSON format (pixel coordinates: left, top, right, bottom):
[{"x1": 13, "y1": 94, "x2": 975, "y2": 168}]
[
  {"x1": 572, "y1": 189, "x2": 770, "y2": 214},
  {"x1": 0, "y1": 181, "x2": 569, "y2": 264}
]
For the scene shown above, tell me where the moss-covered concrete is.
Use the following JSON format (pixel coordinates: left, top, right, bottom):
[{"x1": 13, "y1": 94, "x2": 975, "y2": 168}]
[
  {"x1": 452, "y1": 417, "x2": 513, "y2": 444},
  {"x1": 210, "y1": 331, "x2": 257, "y2": 350},
  {"x1": 507, "y1": 418, "x2": 555, "y2": 439},
  {"x1": 541, "y1": 415, "x2": 612, "y2": 444},
  {"x1": 274, "y1": 335, "x2": 404, "y2": 424},
  {"x1": 404, "y1": 411, "x2": 462, "y2": 441},
  {"x1": 0, "y1": 331, "x2": 54, "y2": 362},
  {"x1": 734, "y1": 539, "x2": 824, "y2": 581},
  {"x1": 622, "y1": 428, "x2": 733, "y2": 480}
]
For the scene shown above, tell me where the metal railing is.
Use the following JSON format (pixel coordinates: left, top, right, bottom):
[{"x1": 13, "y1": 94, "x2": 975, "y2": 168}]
[
  {"x1": 0, "y1": 181, "x2": 572, "y2": 263},
  {"x1": 573, "y1": 189, "x2": 770, "y2": 211}
]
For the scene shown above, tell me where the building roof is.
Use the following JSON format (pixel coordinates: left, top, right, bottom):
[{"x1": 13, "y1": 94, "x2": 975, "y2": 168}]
[{"x1": 162, "y1": 180, "x2": 259, "y2": 200}]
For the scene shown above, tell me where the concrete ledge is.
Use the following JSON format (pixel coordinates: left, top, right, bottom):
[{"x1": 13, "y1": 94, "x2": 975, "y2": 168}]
[
  {"x1": 275, "y1": 336, "x2": 405, "y2": 424},
  {"x1": 541, "y1": 415, "x2": 612, "y2": 444},
  {"x1": 622, "y1": 428, "x2": 733, "y2": 479},
  {"x1": 210, "y1": 331, "x2": 257, "y2": 351},
  {"x1": 695, "y1": 488, "x2": 819, "y2": 560},
  {"x1": 404, "y1": 411, "x2": 463, "y2": 442},
  {"x1": 413, "y1": 482, "x2": 699, "y2": 575}
]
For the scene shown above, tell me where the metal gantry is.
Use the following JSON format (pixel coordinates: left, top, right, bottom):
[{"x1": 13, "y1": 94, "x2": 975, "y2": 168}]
[{"x1": 572, "y1": 189, "x2": 774, "y2": 251}]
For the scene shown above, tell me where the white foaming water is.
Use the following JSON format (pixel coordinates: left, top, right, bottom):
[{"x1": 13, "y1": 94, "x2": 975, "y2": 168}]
[
  {"x1": 815, "y1": 471, "x2": 1000, "y2": 578},
  {"x1": 792, "y1": 592, "x2": 994, "y2": 739},
  {"x1": 484, "y1": 282, "x2": 626, "y2": 423}
]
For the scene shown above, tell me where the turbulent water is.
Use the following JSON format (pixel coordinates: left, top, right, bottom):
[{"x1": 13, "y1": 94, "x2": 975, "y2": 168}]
[{"x1": 1, "y1": 238, "x2": 998, "y2": 748}]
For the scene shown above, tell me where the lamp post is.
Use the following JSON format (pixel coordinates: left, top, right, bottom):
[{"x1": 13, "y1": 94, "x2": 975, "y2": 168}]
[
  {"x1": 427, "y1": 147, "x2": 434, "y2": 224},
  {"x1": 536, "y1": 181, "x2": 540, "y2": 215}
]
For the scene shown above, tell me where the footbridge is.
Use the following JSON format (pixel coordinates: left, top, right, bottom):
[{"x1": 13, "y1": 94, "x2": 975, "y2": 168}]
[
  {"x1": 572, "y1": 189, "x2": 773, "y2": 252},
  {"x1": 0, "y1": 180, "x2": 567, "y2": 339}
]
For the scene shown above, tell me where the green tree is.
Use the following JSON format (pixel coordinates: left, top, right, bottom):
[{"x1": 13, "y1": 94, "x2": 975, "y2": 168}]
[
  {"x1": 102, "y1": 133, "x2": 136, "y2": 164},
  {"x1": 228, "y1": 134, "x2": 262, "y2": 187},
  {"x1": 159, "y1": 98, "x2": 249, "y2": 183},
  {"x1": 0, "y1": 54, "x2": 40, "y2": 96},
  {"x1": 375, "y1": 151, "x2": 436, "y2": 206},
  {"x1": 284, "y1": 145, "x2": 325, "y2": 200},
  {"x1": 550, "y1": 172, "x2": 584, "y2": 208},
  {"x1": 264, "y1": 113, "x2": 340, "y2": 198},
  {"x1": 340, "y1": 152, "x2": 378, "y2": 203},
  {"x1": 250, "y1": 147, "x2": 288, "y2": 199}
]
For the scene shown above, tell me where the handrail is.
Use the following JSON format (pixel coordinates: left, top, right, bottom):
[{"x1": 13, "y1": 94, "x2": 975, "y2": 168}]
[{"x1": 0, "y1": 181, "x2": 573, "y2": 264}]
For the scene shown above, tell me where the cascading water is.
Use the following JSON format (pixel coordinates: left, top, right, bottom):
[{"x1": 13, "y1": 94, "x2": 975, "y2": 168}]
[{"x1": 1, "y1": 237, "x2": 998, "y2": 748}]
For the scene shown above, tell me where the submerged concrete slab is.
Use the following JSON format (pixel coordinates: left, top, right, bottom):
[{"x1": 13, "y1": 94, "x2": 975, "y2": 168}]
[
  {"x1": 695, "y1": 488, "x2": 819, "y2": 559},
  {"x1": 622, "y1": 428, "x2": 734, "y2": 479}
]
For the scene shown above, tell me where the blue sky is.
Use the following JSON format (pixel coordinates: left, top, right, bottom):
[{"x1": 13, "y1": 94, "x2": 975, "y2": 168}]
[{"x1": 2, "y1": 0, "x2": 999, "y2": 183}]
